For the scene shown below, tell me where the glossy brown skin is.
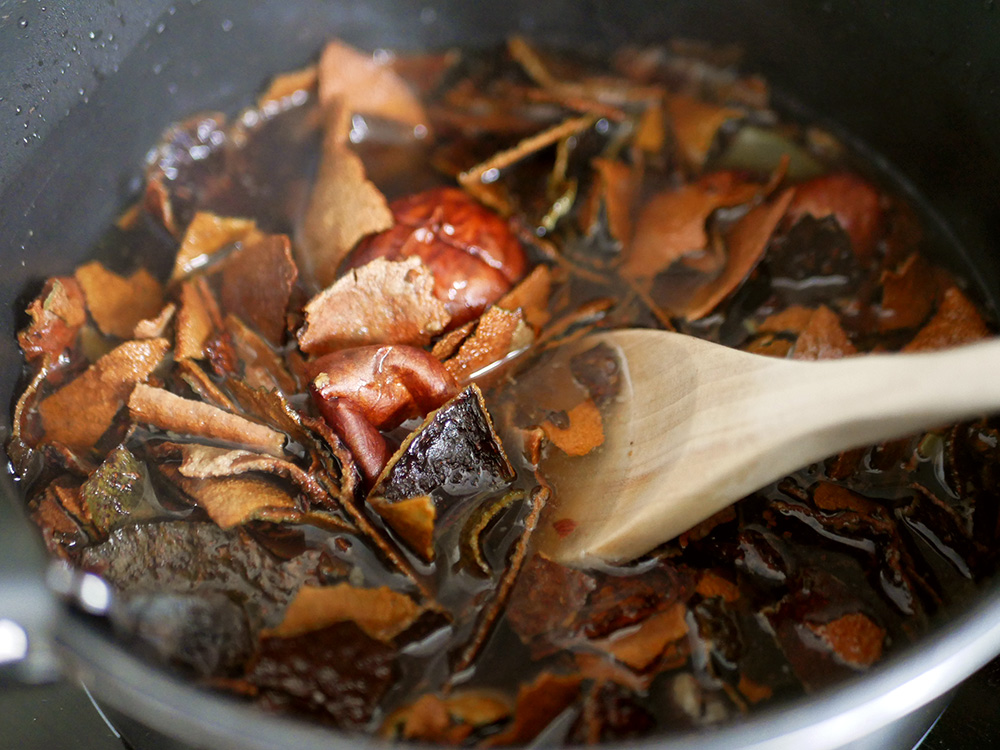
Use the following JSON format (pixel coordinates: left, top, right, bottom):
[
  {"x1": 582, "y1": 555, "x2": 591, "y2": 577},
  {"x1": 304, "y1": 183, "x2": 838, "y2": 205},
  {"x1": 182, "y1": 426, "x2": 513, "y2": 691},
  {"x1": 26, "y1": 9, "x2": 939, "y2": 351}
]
[
  {"x1": 345, "y1": 187, "x2": 527, "y2": 327},
  {"x1": 313, "y1": 396, "x2": 391, "y2": 484},
  {"x1": 309, "y1": 345, "x2": 458, "y2": 431}
]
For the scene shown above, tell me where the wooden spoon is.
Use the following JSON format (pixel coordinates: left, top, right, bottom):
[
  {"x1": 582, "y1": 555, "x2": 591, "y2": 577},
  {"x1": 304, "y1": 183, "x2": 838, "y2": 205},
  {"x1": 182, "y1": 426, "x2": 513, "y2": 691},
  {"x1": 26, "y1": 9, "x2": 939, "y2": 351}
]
[{"x1": 533, "y1": 329, "x2": 1000, "y2": 566}]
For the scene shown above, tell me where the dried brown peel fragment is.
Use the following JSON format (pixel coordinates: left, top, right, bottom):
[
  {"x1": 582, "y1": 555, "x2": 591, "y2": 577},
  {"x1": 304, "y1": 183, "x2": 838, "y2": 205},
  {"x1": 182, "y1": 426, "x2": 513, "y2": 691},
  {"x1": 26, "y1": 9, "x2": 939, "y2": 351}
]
[
  {"x1": 573, "y1": 653, "x2": 652, "y2": 694},
  {"x1": 482, "y1": 672, "x2": 583, "y2": 747},
  {"x1": 317, "y1": 39, "x2": 429, "y2": 130},
  {"x1": 459, "y1": 115, "x2": 597, "y2": 216},
  {"x1": 298, "y1": 257, "x2": 450, "y2": 354},
  {"x1": 175, "y1": 360, "x2": 237, "y2": 411},
  {"x1": 903, "y1": 285, "x2": 990, "y2": 352},
  {"x1": 38, "y1": 338, "x2": 170, "y2": 451},
  {"x1": 225, "y1": 381, "x2": 361, "y2": 507},
  {"x1": 443, "y1": 307, "x2": 534, "y2": 385},
  {"x1": 74, "y1": 262, "x2": 165, "y2": 340},
  {"x1": 737, "y1": 675, "x2": 774, "y2": 704},
  {"x1": 665, "y1": 94, "x2": 742, "y2": 168},
  {"x1": 382, "y1": 691, "x2": 512, "y2": 743},
  {"x1": 166, "y1": 472, "x2": 299, "y2": 529},
  {"x1": 623, "y1": 172, "x2": 761, "y2": 284},
  {"x1": 507, "y1": 36, "x2": 662, "y2": 109},
  {"x1": 301, "y1": 105, "x2": 394, "y2": 288},
  {"x1": 144, "y1": 174, "x2": 178, "y2": 236},
  {"x1": 18, "y1": 277, "x2": 87, "y2": 369},
  {"x1": 257, "y1": 65, "x2": 318, "y2": 109},
  {"x1": 29, "y1": 481, "x2": 92, "y2": 559},
  {"x1": 792, "y1": 306, "x2": 857, "y2": 360},
  {"x1": 541, "y1": 399, "x2": 605, "y2": 457},
  {"x1": 220, "y1": 233, "x2": 298, "y2": 346},
  {"x1": 591, "y1": 602, "x2": 689, "y2": 671},
  {"x1": 807, "y1": 613, "x2": 884, "y2": 668},
  {"x1": 370, "y1": 495, "x2": 436, "y2": 563},
  {"x1": 263, "y1": 582, "x2": 423, "y2": 642},
  {"x1": 128, "y1": 384, "x2": 286, "y2": 458},
  {"x1": 878, "y1": 253, "x2": 939, "y2": 332},
  {"x1": 582, "y1": 158, "x2": 641, "y2": 247},
  {"x1": 171, "y1": 212, "x2": 259, "y2": 282},
  {"x1": 133, "y1": 303, "x2": 177, "y2": 340},
  {"x1": 430, "y1": 321, "x2": 476, "y2": 361},
  {"x1": 683, "y1": 188, "x2": 795, "y2": 320},
  {"x1": 224, "y1": 315, "x2": 299, "y2": 395},
  {"x1": 370, "y1": 385, "x2": 515, "y2": 504},
  {"x1": 174, "y1": 277, "x2": 224, "y2": 361},
  {"x1": 813, "y1": 482, "x2": 882, "y2": 516},
  {"x1": 696, "y1": 571, "x2": 740, "y2": 602},
  {"x1": 758, "y1": 305, "x2": 815, "y2": 335},
  {"x1": 153, "y1": 442, "x2": 335, "y2": 513},
  {"x1": 497, "y1": 264, "x2": 553, "y2": 332}
]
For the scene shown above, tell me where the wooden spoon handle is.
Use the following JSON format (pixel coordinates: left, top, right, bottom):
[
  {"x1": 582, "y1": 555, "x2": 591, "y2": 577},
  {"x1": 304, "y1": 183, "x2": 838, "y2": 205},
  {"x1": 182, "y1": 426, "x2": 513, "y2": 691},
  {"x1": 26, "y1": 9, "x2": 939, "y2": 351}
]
[{"x1": 759, "y1": 337, "x2": 1000, "y2": 456}]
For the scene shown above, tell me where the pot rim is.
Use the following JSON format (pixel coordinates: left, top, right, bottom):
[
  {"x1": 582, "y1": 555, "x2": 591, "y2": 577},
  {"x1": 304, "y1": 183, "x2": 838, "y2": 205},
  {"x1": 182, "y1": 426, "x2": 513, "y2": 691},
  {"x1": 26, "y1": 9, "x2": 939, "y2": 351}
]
[{"x1": 52, "y1": 577, "x2": 1000, "y2": 750}]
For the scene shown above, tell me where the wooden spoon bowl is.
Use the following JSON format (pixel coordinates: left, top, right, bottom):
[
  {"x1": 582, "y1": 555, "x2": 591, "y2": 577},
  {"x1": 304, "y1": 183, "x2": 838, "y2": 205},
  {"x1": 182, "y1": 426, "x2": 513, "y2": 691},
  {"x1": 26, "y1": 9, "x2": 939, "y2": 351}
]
[{"x1": 533, "y1": 329, "x2": 1000, "y2": 566}]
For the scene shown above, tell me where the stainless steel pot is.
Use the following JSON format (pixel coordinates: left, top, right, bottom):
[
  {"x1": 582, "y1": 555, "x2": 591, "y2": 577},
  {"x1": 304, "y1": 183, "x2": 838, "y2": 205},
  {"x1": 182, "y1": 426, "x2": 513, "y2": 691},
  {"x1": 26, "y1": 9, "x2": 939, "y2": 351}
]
[{"x1": 2, "y1": 2, "x2": 1000, "y2": 748}]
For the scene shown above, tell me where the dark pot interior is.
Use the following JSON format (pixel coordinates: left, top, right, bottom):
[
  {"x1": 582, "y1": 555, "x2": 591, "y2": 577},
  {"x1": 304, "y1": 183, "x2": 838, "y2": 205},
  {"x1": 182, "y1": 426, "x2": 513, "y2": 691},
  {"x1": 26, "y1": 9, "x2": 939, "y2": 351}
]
[{"x1": 3, "y1": 1, "x2": 1000, "y2": 748}]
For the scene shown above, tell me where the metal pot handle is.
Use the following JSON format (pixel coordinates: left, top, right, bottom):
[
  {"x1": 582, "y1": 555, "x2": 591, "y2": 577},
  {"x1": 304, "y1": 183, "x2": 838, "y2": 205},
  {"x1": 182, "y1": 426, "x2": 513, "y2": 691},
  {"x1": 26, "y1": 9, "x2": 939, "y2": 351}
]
[{"x1": 0, "y1": 474, "x2": 63, "y2": 684}]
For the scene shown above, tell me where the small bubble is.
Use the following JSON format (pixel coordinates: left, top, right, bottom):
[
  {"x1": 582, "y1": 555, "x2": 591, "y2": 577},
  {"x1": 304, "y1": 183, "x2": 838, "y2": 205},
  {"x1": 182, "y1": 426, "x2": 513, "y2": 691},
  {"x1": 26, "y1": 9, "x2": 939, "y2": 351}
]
[
  {"x1": 220, "y1": 18, "x2": 233, "y2": 32},
  {"x1": 481, "y1": 168, "x2": 501, "y2": 184},
  {"x1": 78, "y1": 87, "x2": 85, "y2": 96},
  {"x1": 18, "y1": 17, "x2": 28, "y2": 28},
  {"x1": 156, "y1": 22, "x2": 165, "y2": 34},
  {"x1": 419, "y1": 7, "x2": 437, "y2": 24},
  {"x1": 153, "y1": 63, "x2": 163, "y2": 74},
  {"x1": 15, "y1": 106, "x2": 22, "y2": 115}
]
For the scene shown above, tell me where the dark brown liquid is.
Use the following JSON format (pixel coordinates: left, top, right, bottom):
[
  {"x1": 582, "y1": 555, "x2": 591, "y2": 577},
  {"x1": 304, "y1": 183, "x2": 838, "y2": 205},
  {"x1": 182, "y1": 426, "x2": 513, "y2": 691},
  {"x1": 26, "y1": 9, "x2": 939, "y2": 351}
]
[{"x1": 11, "y1": 42, "x2": 1000, "y2": 744}]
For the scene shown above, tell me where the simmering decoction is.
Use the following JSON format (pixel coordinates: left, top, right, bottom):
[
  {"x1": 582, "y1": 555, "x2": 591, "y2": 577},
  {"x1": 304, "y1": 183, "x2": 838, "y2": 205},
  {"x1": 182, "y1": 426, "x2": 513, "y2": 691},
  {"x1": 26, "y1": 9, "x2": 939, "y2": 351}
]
[{"x1": 8, "y1": 38, "x2": 999, "y2": 744}]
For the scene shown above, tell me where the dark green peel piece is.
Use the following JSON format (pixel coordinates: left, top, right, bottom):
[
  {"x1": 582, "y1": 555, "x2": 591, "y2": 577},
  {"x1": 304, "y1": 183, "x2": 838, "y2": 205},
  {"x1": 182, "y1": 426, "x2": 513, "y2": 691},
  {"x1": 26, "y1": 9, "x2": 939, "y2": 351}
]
[{"x1": 81, "y1": 445, "x2": 157, "y2": 534}]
